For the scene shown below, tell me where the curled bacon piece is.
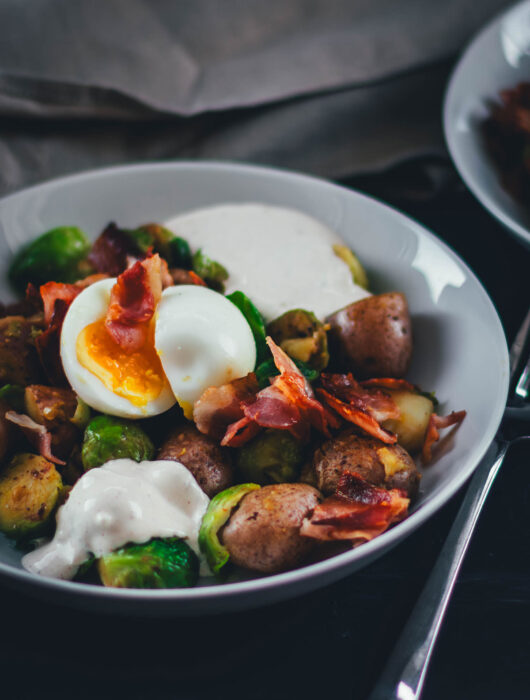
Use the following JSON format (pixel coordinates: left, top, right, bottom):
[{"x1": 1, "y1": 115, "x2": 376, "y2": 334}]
[
  {"x1": 193, "y1": 374, "x2": 260, "y2": 441},
  {"x1": 422, "y1": 410, "x2": 467, "y2": 463},
  {"x1": 221, "y1": 338, "x2": 332, "y2": 446},
  {"x1": 300, "y1": 471, "x2": 409, "y2": 544},
  {"x1": 35, "y1": 299, "x2": 69, "y2": 386},
  {"x1": 105, "y1": 254, "x2": 162, "y2": 352},
  {"x1": 5, "y1": 411, "x2": 65, "y2": 465},
  {"x1": 360, "y1": 378, "x2": 416, "y2": 393},
  {"x1": 88, "y1": 222, "x2": 140, "y2": 276},
  {"x1": 316, "y1": 372, "x2": 398, "y2": 443},
  {"x1": 40, "y1": 274, "x2": 107, "y2": 325}
]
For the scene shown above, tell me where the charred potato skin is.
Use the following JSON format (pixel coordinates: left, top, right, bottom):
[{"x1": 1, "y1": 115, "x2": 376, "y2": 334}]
[
  {"x1": 158, "y1": 424, "x2": 234, "y2": 497},
  {"x1": 325, "y1": 292, "x2": 412, "y2": 378},
  {"x1": 305, "y1": 430, "x2": 420, "y2": 500},
  {"x1": 221, "y1": 483, "x2": 321, "y2": 574}
]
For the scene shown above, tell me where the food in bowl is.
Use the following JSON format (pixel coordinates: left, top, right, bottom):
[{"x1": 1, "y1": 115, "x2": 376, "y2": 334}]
[
  {"x1": 482, "y1": 81, "x2": 530, "y2": 203},
  {"x1": 0, "y1": 204, "x2": 465, "y2": 589}
]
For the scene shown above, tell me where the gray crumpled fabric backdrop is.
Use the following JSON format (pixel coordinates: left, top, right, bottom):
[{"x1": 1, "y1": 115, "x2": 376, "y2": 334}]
[{"x1": 0, "y1": 0, "x2": 513, "y2": 196}]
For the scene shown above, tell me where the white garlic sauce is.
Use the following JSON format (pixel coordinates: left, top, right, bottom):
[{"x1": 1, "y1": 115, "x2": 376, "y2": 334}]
[
  {"x1": 22, "y1": 459, "x2": 210, "y2": 580},
  {"x1": 165, "y1": 203, "x2": 370, "y2": 322}
]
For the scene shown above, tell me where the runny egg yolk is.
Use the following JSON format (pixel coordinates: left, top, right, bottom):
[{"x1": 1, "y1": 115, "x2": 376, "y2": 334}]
[{"x1": 76, "y1": 319, "x2": 168, "y2": 407}]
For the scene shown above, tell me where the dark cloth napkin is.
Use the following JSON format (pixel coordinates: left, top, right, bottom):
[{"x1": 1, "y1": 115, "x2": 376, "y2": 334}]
[{"x1": 0, "y1": 0, "x2": 513, "y2": 195}]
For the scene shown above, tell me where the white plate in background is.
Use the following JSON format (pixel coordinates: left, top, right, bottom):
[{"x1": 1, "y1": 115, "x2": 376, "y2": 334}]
[{"x1": 444, "y1": 0, "x2": 530, "y2": 248}]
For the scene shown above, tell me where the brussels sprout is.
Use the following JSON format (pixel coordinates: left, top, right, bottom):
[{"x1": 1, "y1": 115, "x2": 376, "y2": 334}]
[
  {"x1": 267, "y1": 309, "x2": 329, "y2": 370},
  {"x1": 129, "y1": 223, "x2": 192, "y2": 267},
  {"x1": 9, "y1": 226, "x2": 91, "y2": 292},
  {"x1": 24, "y1": 385, "x2": 78, "y2": 428},
  {"x1": 0, "y1": 453, "x2": 63, "y2": 539},
  {"x1": 81, "y1": 415, "x2": 155, "y2": 470},
  {"x1": 0, "y1": 317, "x2": 43, "y2": 386},
  {"x1": 332, "y1": 244, "x2": 369, "y2": 290},
  {"x1": 192, "y1": 249, "x2": 228, "y2": 291},
  {"x1": 168, "y1": 236, "x2": 192, "y2": 269},
  {"x1": 236, "y1": 430, "x2": 306, "y2": 484},
  {"x1": 255, "y1": 357, "x2": 319, "y2": 389},
  {"x1": 226, "y1": 291, "x2": 268, "y2": 365},
  {"x1": 199, "y1": 483, "x2": 260, "y2": 574},
  {"x1": 98, "y1": 537, "x2": 199, "y2": 588},
  {"x1": 0, "y1": 384, "x2": 25, "y2": 412}
]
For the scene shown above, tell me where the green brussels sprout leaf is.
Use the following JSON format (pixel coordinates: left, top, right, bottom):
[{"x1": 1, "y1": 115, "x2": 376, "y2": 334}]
[
  {"x1": 9, "y1": 226, "x2": 91, "y2": 292},
  {"x1": 199, "y1": 483, "x2": 260, "y2": 575},
  {"x1": 98, "y1": 537, "x2": 199, "y2": 588},
  {"x1": 168, "y1": 236, "x2": 192, "y2": 269},
  {"x1": 192, "y1": 249, "x2": 228, "y2": 291},
  {"x1": 81, "y1": 415, "x2": 155, "y2": 471},
  {"x1": 226, "y1": 291, "x2": 269, "y2": 365},
  {"x1": 236, "y1": 429, "x2": 306, "y2": 484}
]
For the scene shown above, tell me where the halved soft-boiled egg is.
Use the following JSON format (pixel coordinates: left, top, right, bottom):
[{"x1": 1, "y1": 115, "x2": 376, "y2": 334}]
[
  {"x1": 61, "y1": 280, "x2": 256, "y2": 419},
  {"x1": 61, "y1": 279, "x2": 176, "y2": 418},
  {"x1": 155, "y1": 285, "x2": 256, "y2": 418}
]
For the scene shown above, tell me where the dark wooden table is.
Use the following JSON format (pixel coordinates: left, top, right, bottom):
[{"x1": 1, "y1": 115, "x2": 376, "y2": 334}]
[{"x1": 0, "y1": 168, "x2": 528, "y2": 700}]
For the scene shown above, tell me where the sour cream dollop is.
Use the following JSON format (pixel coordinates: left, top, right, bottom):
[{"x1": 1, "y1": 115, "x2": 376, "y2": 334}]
[
  {"x1": 165, "y1": 204, "x2": 370, "y2": 321},
  {"x1": 22, "y1": 459, "x2": 210, "y2": 580}
]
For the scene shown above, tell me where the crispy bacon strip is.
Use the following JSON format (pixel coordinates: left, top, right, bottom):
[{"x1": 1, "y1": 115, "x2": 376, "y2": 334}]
[
  {"x1": 360, "y1": 378, "x2": 416, "y2": 393},
  {"x1": 193, "y1": 374, "x2": 260, "y2": 441},
  {"x1": 321, "y1": 373, "x2": 400, "y2": 422},
  {"x1": 316, "y1": 388, "x2": 397, "y2": 444},
  {"x1": 5, "y1": 411, "x2": 65, "y2": 465},
  {"x1": 422, "y1": 410, "x2": 467, "y2": 463},
  {"x1": 40, "y1": 274, "x2": 107, "y2": 325},
  {"x1": 222, "y1": 338, "x2": 332, "y2": 445},
  {"x1": 104, "y1": 254, "x2": 163, "y2": 352},
  {"x1": 88, "y1": 222, "x2": 140, "y2": 276},
  {"x1": 301, "y1": 471, "x2": 409, "y2": 544}
]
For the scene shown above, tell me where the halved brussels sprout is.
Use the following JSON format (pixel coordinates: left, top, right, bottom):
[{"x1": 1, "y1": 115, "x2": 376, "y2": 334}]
[
  {"x1": 24, "y1": 385, "x2": 78, "y2": 428},
  {"x1": 0, "y1": 453, "x2": 63, "y2": 539},
  {"x1": 226, "y1": 291, "x2": 268, "y2": 365},
  {"x1": 199, "y1": 483, "x2": 260, "y2": 574},
  {"x1": 0, "y1": 317, "x2": 43, "y2": 386},
  {"x1": 332, "y1": 244, "x2": 369, "y2": 290},
  {"x1": 267, "y1": 309, "x2": 329, "y2": 370},
  {"x1": 192, "y1": 249, "x2": 228, "y2": 291},
  {"x1": 236, "y1": 430, "x2": 306, "y2": 484},
  {"x1": 9, "y1": 226, "x2": 91, "y2": 292},
  {"x1": 98, "y1": 537, "x2": 199, "y2": 588},
  {"x1": 81, "y1": 415, "x2": 155, "y2": 470}
]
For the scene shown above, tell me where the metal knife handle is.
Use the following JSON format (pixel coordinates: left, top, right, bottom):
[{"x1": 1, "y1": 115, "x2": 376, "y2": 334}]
[{"x1": 367, "y1": 440, "x2": 509, "y2": 700}]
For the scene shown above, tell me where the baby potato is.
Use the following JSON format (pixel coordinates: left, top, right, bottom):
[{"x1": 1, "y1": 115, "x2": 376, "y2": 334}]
[
  {"x1": 326, "y1": 292, "x2": 412, "y2": 378},
  {"x1": 158, "y1": 423, "x2": 234, "y2": 497},
  {"x1": 221, "y1": 483, "x2": 321, "y2": 574},
  {"x1": 305, "y1": 430, "x2": 420, "y2": 500},
  {"x1": 382, "y1": 390, "x2": 434, "y2": 454}
]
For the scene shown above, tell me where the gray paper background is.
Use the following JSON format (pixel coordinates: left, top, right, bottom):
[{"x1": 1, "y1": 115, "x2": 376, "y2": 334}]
[{"x1": 0, "y1": 0, "x2": 513, "y2": 195}]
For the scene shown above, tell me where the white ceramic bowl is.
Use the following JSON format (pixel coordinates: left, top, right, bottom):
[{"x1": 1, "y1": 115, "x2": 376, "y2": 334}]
[
  {"x1": 444, "y1": 0, "x2": 530, "y2": 248},
  {"x1": 0, "y1": 161, "x2": 509, "y2": 615}
]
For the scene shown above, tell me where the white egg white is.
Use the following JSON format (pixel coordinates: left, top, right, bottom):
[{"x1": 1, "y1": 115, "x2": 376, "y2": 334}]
[
  {"x1": 155, "y1": 285, "x2": 256, "y2": 414},
  {"x1": 60, "y1": 278, "x2": 176, "y2": 419}
]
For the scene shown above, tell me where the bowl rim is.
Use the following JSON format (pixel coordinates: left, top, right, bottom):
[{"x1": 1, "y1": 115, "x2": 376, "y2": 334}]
[
  {"x1": 443, "y1": 0, "x2": 530, "y2": 248},
  {"x1": 0, "y1": 159, "x2": 510, "y2": 605}
]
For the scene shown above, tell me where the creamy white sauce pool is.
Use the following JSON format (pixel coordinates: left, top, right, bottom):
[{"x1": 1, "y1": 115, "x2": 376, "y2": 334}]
[
  {"x1": 165, "y1": 204, "x2": 370, "y2": 321},
  {"x1": 22, "y1": 459, "x2": 210, "y2": 580}
]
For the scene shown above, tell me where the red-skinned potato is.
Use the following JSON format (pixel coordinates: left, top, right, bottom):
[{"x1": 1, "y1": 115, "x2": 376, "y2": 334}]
[
  {"x1": 221, "y1": 483, "x2": 321, "y2": 573},
  {"x1": 325, "y1": 292, "x2": 412, "y2": 378}
]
